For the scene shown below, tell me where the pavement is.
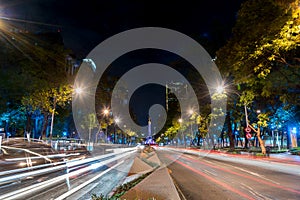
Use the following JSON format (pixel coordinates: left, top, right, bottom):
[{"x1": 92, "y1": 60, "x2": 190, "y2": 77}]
[{"x1": 171, "y1": 146, "x2": 300, "y2": 165}]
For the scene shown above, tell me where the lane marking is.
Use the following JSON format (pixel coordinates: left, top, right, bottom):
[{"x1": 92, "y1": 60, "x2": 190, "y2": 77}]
[
  {"x1": 203, "y1": 169, "x2": 217, "y2": 176},
  {"x1": 179, "y1": 154, "x2": 300, "y2": 195},
  {"x1": 240, "y1": 183, "x2": 273, "y2": 200},
  {"x1": 233, "y1": 166, "x2": 280, "y2": 185},
  {"x1": 174, "y1": 159, "x2": 256, "y2": 200},
  {"x1": 198, "y1": 156, "x2": 281, "y2": 186}
]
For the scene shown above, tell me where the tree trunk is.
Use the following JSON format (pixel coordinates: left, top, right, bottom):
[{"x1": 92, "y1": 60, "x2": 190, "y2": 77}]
[
  {"x1": 226, "y1": 111, "x2": 235, "y2": 151},
  {"x1": 244, "y1": 128, "x2": 249, "y2": 149},
  {"x1": 220, "y1": 132, "x2": 224, "y2": 148},
  {"x1": 249, "y1": 125, "x2": 266, "y2": 155},
  {"x1": 197, "y1": 133, "x2": 201, "y2": 146},
  {"x1": 41, "y1": 113, "x2": 49, "y2": 139},
  {"x1": 256, "y1": 127, "x2": 266, "y2": 154},
  {"x1": 25, "y1": 112, "x2": 32, "y2": 133}
]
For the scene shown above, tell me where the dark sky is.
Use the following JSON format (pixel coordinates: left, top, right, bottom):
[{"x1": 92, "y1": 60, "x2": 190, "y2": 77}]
[
  {"x1": 0, "y1": 0, "x2": 245, "y2": 57},
  {"x1": 0, "y1": 0, "x2": 245, "y2": 125}
]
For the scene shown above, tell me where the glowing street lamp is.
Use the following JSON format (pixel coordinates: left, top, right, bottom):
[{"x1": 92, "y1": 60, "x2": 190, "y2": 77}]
[
  {"x1": 75, "y1": 87, "x2": 83, "y2": 94},
  {"x1": 114, "y1": 117, "x2": 120, "y2": 144},
  {"x1": 188, "y1": 109, "x2": 194, "y2": 145},
  {"x1": 216, "y1": 85, "x2": 249, "y2": 127},
  {"x1": 103, "y1": 108, "x2": 110, "y2": 143},
  {"x1": 178, "y1": 118, "x2": 185, "y2": 147},
  {"x1": 103, "y1": 109, "x2": 109, "y2": 116},
  {"x1": 216, "y1": 85, "x2": 225, "y2": 94}
]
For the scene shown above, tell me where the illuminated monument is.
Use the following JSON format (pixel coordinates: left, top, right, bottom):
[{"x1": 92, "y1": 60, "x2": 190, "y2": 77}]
[{"x1": 145, "y1": 117, "x2": 154, "y2": 144}]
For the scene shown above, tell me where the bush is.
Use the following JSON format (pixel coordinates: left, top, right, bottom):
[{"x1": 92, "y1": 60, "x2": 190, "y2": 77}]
[
  {"x1": 255, "y1": 153, "x2": 267, "y2": 157},
  {"x1": 290, "y1": 148, "x2": 300, "y2": 155}
]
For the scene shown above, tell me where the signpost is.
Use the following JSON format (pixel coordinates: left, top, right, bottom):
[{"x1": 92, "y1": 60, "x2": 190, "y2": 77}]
[{"x1": 245, "y1": 126, "x2": 252, "y2": 139}]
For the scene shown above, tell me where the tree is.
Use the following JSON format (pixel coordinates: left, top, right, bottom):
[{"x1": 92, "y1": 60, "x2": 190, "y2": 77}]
[
  {"x1": 217, "y1": 0, "x2": 299, "y2": 80},
  {"x1": 194, "y1": 112, "x2": 209, "y2": 147},
  {"x1": 216, "y1": 0, "x2": 300, "y2": 100},
  {"x1": 81, "y1": 113, "x2": 99, "y2": 143},
  {"x1": 0, "y1": 29, "x2": 73, "y2": 139},
  {"x1": 215, "y1": 0, "x2": 300, "y2": 152},
  {"x1": 22, "y1": 84, "x2": 72, "y2": 139}
]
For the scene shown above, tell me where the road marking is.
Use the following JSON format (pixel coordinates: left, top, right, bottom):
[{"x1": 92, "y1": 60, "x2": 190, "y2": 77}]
[
  {"x1": 183, "y1": 154, "x2": 282, "y2": 186},
  {"x1": 175, "y1": 160, "x2": 256, "y2": 200},
  {"x1": 240, "y1": 183, "x2": 273, "y2": 200},
  {"x1": 234, "y1": 167, "x2": 280, "y2": 185},
  {"x1": 166, "y1": 151, "x2": 300, "y2": 195},
  {"x1": 234, "y1": 167, "x2": 260, "y2": 176},
  {"x1": 203, "y1": 169, "x2": 217, "y2": 176}
]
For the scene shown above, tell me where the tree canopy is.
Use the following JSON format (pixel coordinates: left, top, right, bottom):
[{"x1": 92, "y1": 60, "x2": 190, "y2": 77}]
[{"x1": 216, "y1": 0, "x2": 300, "y2": 105}]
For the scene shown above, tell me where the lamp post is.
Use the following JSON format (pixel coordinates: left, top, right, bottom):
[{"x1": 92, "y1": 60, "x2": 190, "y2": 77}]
[
  {"x1": 178, "y1": 118, "x2": 185, "y2": 148},
  {"x1": 114, "y1": 118, "x2": 120, "y2": 144},
  {"x1": 188, "y1": 109, "x2": 194, "y2": 146},
  {"x1": 103, "y1": 108, "x2": 109, "y2": 143},
  {"x1": 49, "y1": 96, "x2": 56, "y2": 141}
]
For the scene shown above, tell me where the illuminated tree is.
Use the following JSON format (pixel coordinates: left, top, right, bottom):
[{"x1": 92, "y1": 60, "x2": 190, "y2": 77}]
[
  {"x1": 216, "y1": 0, "x2": 300, "y2": 103},
  {"x1": 22, "y1": 84, "x2": 72, "y2": 139}
]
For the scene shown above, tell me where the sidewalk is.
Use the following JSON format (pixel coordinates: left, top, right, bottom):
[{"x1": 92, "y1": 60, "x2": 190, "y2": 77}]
[{"x1": 174, "y1": 146, "x2": 300, "y2": 165}]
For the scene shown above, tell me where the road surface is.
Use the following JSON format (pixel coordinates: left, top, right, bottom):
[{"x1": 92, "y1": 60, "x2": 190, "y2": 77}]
[{"x1": 158, "y1": 149, "x2": 300, "y2": 200}]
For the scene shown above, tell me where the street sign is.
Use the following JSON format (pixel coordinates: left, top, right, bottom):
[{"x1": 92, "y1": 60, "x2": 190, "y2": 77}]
[
  {"x1": 246, "y1": 133, "x2": 252, "y2": 139},
  {"x1": 245, "y1": 126, "x2": 251, "y2": 133}
]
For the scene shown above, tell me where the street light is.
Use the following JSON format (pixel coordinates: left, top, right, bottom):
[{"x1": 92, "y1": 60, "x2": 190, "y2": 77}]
[
  {"x1": 178, "y1": 118, "x2": 185, "y2": 148},
  {"x1": 188, "y1": 109, "x2": 194, "y2": 146},
  {"x1": 103, "y1": 108, "x2": 110, "y2": 143},
  {"x1": 216, "y1": 85, "x2": 225, "y2": 94},
  {"x1": 114, "y1": 117, "x2": 120, "y2": 144},
  {"x1": 103, "y1": 108, "x2": 109, "y2": 115},
  {"x1": 216, "y1": 85, "x2": 249, "y2": 127},
  {"x1": 75, "y1": 87, "x2": 83, "y2": 94}
]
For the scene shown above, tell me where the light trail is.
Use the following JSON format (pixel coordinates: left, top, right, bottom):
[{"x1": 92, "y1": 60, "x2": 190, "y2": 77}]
[
  {"x1": 55, "y1": 160, "x2": 125, "y2": 200},
  {"x1": 0, "y1": 148, "x2": 136, "y2": 186},
  {"x1": 2, "y1": 145, "x2": 52, "y2": 162},
  {"x1": 0, "y1": 150, "x2": 136, "y2": 200},
  {"x1": 180, "y1": 154, "x2": 300, "y2": 195},
  {"x1": 174, "y1": 159, "x2": 256, "y2": 200}
]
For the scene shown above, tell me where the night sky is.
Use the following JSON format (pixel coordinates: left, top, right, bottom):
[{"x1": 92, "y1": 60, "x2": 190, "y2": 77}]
[
  {"x1": 0, "y1": 0, "x2": 245, "y2": 57},
  {"x1": 0, "y1": 0, "x2": 245, "y2": 125}
]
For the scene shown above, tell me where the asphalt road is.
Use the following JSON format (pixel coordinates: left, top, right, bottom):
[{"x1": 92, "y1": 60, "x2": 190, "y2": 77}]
[{"x1": 157, "y1": 149, "x2": 300, "y2": 200}]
